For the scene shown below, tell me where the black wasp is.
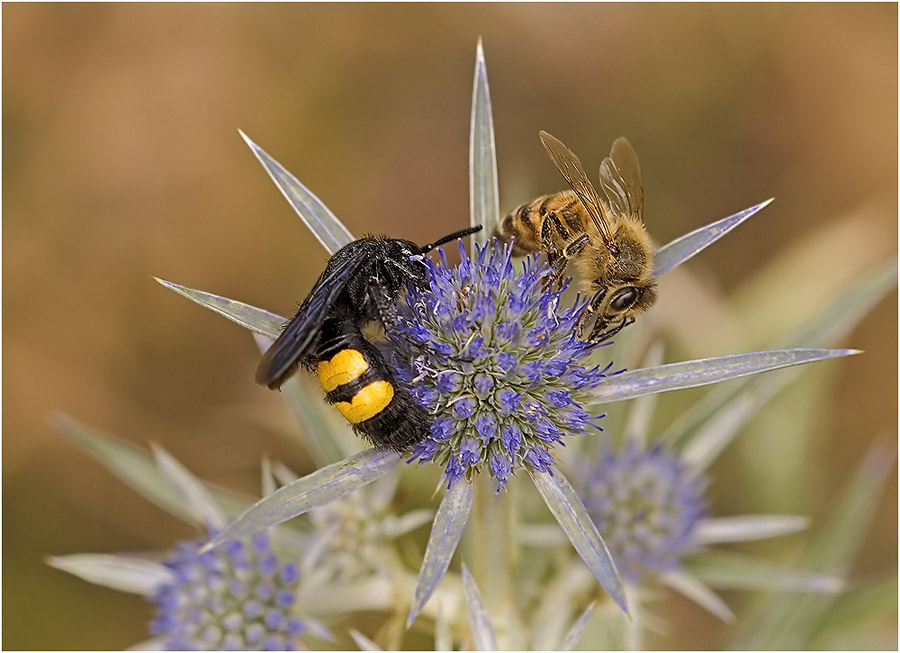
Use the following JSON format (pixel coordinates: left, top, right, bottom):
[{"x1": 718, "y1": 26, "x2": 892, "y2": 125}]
[{"x1": 256, "y1": 226, "x2": 482, "y2": 452}]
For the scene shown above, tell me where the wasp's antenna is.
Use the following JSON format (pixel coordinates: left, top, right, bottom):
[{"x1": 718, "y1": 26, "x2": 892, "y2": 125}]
[{"x1": 420, "y1": 225, "x2": 483, "y2": 254}]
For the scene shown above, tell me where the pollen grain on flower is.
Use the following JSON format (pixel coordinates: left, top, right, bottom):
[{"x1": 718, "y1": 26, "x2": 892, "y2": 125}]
[{"x1": 389, "y1": 241, "x2": 617, "y2": 490}]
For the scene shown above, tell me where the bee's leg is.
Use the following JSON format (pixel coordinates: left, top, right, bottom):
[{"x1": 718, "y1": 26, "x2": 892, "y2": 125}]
[
  {"x1": 590, "y1": 315, "x2": 635, "y2": 343},
  {"x1": 539, "y1": 215, "x2": 562, "y2": 288},
  {"x1": 542, "y1": 212, "x2": 578, "y2": 290},
  {"x1": 577, "y1": 287, "x2": 607, "y2": 338}
]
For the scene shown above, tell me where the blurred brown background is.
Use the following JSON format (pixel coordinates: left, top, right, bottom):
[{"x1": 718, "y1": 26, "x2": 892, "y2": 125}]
[{"x1": 3, "y1": 4, "x2": 896, "y2": 649}]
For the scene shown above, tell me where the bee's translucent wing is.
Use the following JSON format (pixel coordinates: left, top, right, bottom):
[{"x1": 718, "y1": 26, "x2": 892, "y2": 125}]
[
  {"x1": 598, "y1": 137, "x2": 644, "y2": 223},
  {"x1": 539, "y1": 131, "x2": 615, "y2": 247}
]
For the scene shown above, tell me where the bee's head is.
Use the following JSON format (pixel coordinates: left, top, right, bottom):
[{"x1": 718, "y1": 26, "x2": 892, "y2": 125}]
[{"x1": 595, "y1": 278, "x2": 658, "y2": 327}]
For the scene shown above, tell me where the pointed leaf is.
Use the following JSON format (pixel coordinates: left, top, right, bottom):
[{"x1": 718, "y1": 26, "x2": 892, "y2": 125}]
[
  {"x1": 383, "y1": 509, "x2": 435, "y2": 538},
  {"x1": 152, "y1": 444, "x2": 226, "y2": 530},
  {"x1": 55, "y1": 415, "x2": 256, "y2": 523},
  {"x1": 349, "y1": 629, "x2": 382, "y2": 652},
  {"x1": 685, "y1": 551, "x2": 843, "y2": 593},
  {"x1": 772, "y1": 257, "x2": 897, "y2": 349},
  {"x1": 810, "y1": 575, "x2": 898, "y2": 648},
  {"x1": 559, "y1": 602, "x2": 596, "y2": 651},
  {"x1": 622, "y1": 343, "x2": 664, "y2": 448},
  {"x1": 155, "y1": 278, "x2": 283, "y2": 337},
  {"x1": 128, "y1": 637, "x2": 167, "y2": 650},
  {"x1": 469, "y1": 38, "x2": 499, "y2": 253},
  {"x1": 694, "y1": 515, "x2": 808, "y2": 544},
  {"x1": 208, "y1": 448, "x2": 401, "y2": 547},
  {"x1": 590, "y1": 348, "x2": 857, "y2": 404},
  {"x1": 653, "y1": 199, "x2": 773, "y2": 277},
  {"x1": 294, "y1": 578, "x2": 398, "y2": 615},
  {"x1": 48, "y1": 554, "x2": 172, "y2": 596},
  {"x1": 239, "y1": 129, "x2": 354, "y2": 255},
  {"x1": 435, "y1": 604, "x2": 454, "y2": 652},
  {"x1": 680, "y1": 393, "x2": 758, "y2": 470},
  {"x1": 528, "y1": 467, "x2": 628, "y2": 613},
  {"x1": 253, "y1": 333, "x2": 352, "y2": 466},
  {"x1": 462, "y1": 562, "x2": 498, "y2": 651},
  {"x1": 530, "y1": 560, "x2": 595, "y2": 650},
  {"x1": 659, "y1": 570, "x2": 735, "y2": 622},
  {"x1": 408, "y1": 479, "x2": 474, "y2": 626},
  {"x1": 303, "y1": 618, "x2": 335, "y2": 643},
  {"x1": 664, "y1": 260, "x2": 896, "y2": 448},
  {"x1": 261, "y1": 456, "x2": 277, "y2": 498},
  {"x1": 54, "y1": 415, "x2": 199, "y2": 524},
  {"x1": 733, "y1": 442, "x2": 896, "y2": 649}
]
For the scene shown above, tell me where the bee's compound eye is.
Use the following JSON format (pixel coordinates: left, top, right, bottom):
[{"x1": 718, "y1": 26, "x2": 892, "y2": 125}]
[{"x1": 610, "y1": 287, "x2": 640, "y2": 312}]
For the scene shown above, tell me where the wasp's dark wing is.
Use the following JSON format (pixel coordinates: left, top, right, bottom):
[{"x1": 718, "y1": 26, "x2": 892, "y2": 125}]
[{"x1": 255, "y1": 253, "x2": 366, "y2": 389}]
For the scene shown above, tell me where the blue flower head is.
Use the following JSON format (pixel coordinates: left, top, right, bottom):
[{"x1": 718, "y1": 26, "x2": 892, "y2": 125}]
[
  {"x1": 389, "y1": 240, "x2": 614, "y2": 490},
  {"x1": 576, "y1": 440, "x2": 708, "y2": 581},
  {"x1": 150, "y1": 531, "x2": 308, "y2": 651}
]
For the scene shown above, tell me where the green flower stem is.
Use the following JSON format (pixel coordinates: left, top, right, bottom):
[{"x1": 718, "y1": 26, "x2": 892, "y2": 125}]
[{"x1": 470, "y1": 474, "x2": 515, "y2": 647}]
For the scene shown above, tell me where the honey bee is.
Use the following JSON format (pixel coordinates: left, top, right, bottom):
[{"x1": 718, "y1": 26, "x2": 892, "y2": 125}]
[{"x1": 494, "y1": 131, "x2": 657, "y2": 342}]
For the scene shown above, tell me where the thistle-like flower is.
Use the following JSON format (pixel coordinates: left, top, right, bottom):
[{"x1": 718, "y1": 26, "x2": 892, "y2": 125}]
[
  {"x1": 150, "y1": 533, "x2": 306, "y2": 650},
  {"x1": 577, "y1": 440, "x2": 707, "y2": 581},
  {"x1": 47, "y1": 423, "x2": 340, "y2": 651},
  {"x1": 390, "y1": 242, "x2": 611, "y2": 490},
  {"x1": 155, "y1": 40, "x2": 863, "y2": 634}
]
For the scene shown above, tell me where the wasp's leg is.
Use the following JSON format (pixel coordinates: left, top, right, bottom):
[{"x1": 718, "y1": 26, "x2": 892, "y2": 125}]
[
  {"x1": 366, "y1": 275, "x2": 406, "y2": 334},
  {"x1": 384, "y1": 255, "x2": 422, "y2": 283},
  {"x1": 365, "y1": 276, "x2": 457, "y2": 360},
  {"x1": 590, "y1": 315, "x2": 635, "y2": 343}
]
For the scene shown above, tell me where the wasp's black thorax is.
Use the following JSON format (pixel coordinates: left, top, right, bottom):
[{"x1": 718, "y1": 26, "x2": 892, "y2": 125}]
[{"x1": 256, "y1": 228, "x2": 480, "y2": 452}]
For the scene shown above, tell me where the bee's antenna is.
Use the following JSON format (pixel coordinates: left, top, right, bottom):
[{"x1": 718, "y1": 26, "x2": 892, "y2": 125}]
[{"x1": 420, "y1": 225, "x2": 483, "y2": 253}]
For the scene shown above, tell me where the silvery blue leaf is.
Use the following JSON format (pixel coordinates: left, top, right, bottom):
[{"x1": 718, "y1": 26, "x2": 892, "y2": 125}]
[
  {"x1": 680, "y1": 392, "x2": 758, "y2": 470},
  {"x1": 127, "y1": 637, "x2": 167, "y2": 650},
  {"x1": 55, "y1": 415, "x2": 253, "y2": 522},
  {"x1": 349, "y1": 630, "x2": 381, "y2": 652},
  {"x1": 590, "y1": 348, "x2": 858, "y2": 404},
  {"x1": 528, "y1": 467, "x2": 628, "y2": 614},
  {"x1": 664, "y1": 260, "x2": 896, "y2": 449},
  {"x1": 47, "y1": 554, "x2": 172, "y2": 596},
  {"x1": 435, "y1": 605, "x2": 454, "y2": 652},
  {"x1": 253, "y1": 333, "x2": 352, "y2": 467},
  {"x1": 208, "y1": 447, "x2": 401, "y2": 548},
  {"x1": 152, "y1": 444, "x2": 226, "y2": 530},
  {"x1": 155, "y1": 278, "x2": 283, "y2": 338},
  {"x1": 659, "y1": 570, "x2": 734, "y2": 622},
  {"x1": 462, "y1": 562, "x2": 498, "y2": 651},
  {"x1": 559, "y1": 601, "x2": 596, "y2": 651},
  {"x1": 653, "y1": 199, "x2": 773, "y2": 277},
  {"x1": 469, "y1": 38, "x2": 499, "y2": 254},
  {"x1": 408, "y1": 479, "x2": 474, "y2": 626},
  {"x1": 55, "y1": 415, "x2": 201, "y2": 524},
  {"x1": 239, "y1": 129, "x2": 354, "y2": 255},
  {"x1": 694, "y1": 515, "x2": 809, "y2": 544},
  {"x1": 260, "y1": 456, "x2": 277, "y2": 498},
  {"x1": 685, "y1": 551, "x2": 843, "y2": 593}
]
